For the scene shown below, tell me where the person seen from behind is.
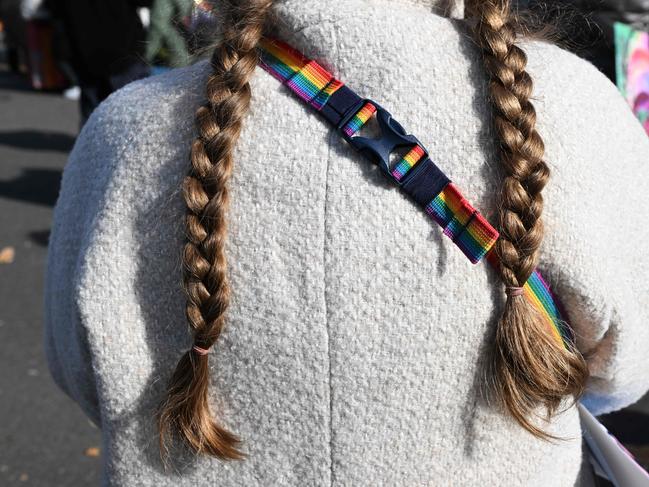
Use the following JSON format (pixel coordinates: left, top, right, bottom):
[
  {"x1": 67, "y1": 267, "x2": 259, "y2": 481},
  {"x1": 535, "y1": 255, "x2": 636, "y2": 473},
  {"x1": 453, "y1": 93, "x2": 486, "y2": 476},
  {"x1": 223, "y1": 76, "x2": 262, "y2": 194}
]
[{"x1": 44, "y1": 0, "x2": 649, "y2": 485}]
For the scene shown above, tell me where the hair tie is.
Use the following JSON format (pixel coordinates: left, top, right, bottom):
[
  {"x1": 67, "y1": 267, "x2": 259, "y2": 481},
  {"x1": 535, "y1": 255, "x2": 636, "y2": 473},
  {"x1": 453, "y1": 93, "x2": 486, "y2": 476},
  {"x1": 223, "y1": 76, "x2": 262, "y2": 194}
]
[
  {"x1": 505, "y1": 286, "x2": 524, "y2": 297},
  {"x1": 192, "y1": 345, "x2": 211, "y2": 356}
]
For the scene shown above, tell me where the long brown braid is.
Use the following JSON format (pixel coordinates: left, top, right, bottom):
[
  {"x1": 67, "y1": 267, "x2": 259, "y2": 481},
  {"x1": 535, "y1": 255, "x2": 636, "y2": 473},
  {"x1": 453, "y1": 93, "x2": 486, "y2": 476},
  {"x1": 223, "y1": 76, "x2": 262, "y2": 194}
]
[
  {"x1": 465, "y1": 0, "x2": 588, "y2": 437},
  {"x1": 158, "y1": 0, "x2": 589, "y2": 460},
  {"x1": 157, "y1": 0, "x2": 274, "y2": 460}
]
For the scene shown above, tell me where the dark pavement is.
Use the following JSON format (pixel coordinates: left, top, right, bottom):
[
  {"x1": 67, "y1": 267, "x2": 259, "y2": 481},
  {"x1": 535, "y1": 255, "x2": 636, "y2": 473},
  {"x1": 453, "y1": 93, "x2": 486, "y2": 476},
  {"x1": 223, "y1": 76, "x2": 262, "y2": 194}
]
[{"x1": 0, "y1": 68, "x2": 101, "y2": 485}]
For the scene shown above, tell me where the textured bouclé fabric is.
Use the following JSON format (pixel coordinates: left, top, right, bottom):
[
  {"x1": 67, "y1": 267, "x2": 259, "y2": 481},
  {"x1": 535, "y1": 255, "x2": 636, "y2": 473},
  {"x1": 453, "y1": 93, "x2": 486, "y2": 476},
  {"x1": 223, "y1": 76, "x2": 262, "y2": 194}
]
[{"x1": 44, "y1": 0, "x2": 649, "y2": 485}]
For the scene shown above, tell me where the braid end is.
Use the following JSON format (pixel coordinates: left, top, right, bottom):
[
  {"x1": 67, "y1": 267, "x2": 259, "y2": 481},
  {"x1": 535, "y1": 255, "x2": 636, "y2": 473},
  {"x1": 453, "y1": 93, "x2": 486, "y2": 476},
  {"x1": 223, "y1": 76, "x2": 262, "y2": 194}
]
[
  {"x1": 157, "y1": 351, "x2": 246, "y2": 462},
  {"x1": 160, "y1": 0, "x2": 275, "y2": 462},
  {"x1": 493, "y1": 295, "x2": 588, "y2": 439}
]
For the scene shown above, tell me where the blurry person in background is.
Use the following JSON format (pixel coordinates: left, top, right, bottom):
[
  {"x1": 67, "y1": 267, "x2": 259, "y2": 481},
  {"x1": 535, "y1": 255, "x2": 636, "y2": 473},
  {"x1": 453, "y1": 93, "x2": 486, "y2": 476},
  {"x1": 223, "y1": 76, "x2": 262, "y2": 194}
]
[
  {"x1": 0, "y1": 0, "x2": 44, "y2": 72},
  {"x1": 145, "y1": 0, "x2": 192, "y2": 69},
  {"x1": 0, "y1": 0, "x2": 26, "y2": 72},
  {"x1": 45, "y1": 0, "x2": 153, "y2": 125}
]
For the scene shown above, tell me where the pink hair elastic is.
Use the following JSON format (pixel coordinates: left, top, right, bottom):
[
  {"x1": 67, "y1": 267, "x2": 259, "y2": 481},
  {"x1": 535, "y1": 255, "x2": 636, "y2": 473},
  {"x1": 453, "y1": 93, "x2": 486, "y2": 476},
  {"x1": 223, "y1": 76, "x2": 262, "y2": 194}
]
[
  {"x1": 192, "y1": 345, "x2": 211, "y2": 356},
  {"x1": 506, "y1": 286, "x2": 524, "y2": 297}
]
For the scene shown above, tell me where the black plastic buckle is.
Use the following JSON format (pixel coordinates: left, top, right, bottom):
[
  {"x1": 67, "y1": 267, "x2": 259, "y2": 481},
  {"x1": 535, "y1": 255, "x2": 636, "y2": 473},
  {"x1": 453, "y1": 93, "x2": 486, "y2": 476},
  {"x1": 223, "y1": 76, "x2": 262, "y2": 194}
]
[{"x1": 337, "y1": 99, "x2": 428, "y2": 185}]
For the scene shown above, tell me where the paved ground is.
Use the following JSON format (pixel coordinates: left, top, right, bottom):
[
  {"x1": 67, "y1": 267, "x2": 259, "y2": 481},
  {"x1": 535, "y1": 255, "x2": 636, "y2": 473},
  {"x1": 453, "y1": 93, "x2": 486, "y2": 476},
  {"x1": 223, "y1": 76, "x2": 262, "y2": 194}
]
[{"x1": 0, "y1": 67, "x2": 101, "y2": 485}]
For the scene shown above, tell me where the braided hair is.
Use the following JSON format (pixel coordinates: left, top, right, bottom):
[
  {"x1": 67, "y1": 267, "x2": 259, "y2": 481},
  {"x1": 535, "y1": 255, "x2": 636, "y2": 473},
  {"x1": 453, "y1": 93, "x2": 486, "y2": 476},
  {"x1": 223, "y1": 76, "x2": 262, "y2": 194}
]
[
  {"x1": 465, "y1": 0, "x2": 588, "y2": 437},
  {"x1": 158, "y1": 0, "x2": 589, "y2": 460},
  {"x1": 157, "y1": 0, "x2": 274, "y2": 460}
]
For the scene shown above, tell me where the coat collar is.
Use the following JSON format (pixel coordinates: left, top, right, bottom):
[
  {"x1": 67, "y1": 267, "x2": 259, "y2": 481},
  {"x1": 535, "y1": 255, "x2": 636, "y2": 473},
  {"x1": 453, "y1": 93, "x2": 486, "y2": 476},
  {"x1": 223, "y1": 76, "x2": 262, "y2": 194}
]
[{"x1": 274, "y1": 0, "x2": 464, "y2": 19}]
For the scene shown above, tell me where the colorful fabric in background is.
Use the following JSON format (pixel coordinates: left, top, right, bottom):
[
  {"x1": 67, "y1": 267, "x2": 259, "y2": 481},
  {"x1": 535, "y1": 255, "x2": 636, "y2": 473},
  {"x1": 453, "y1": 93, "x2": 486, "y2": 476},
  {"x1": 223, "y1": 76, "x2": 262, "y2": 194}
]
[{"x1": 615, "y1": 22, "x2": 649, "y2": 134}]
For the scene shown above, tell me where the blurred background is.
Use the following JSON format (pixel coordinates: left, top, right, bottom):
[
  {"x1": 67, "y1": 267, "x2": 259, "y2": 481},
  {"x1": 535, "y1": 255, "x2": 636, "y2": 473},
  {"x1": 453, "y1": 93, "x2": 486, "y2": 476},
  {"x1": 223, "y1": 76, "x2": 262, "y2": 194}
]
[{"x1": 0, "y1": 0, "x2": 648, "y2": 485}]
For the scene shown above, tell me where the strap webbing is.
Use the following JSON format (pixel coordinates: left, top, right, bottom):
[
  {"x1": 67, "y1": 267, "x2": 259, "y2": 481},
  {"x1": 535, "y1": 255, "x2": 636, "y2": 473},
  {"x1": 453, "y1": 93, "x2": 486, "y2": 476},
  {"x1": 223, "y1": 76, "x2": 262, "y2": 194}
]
[{"x1": 258, "y1": 38, "x2": 571, "y2": 346}]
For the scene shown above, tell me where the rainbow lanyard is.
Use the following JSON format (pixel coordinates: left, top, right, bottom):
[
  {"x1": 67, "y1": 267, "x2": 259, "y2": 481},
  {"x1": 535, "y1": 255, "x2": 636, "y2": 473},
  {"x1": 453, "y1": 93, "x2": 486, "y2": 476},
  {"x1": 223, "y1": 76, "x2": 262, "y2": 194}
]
[{"x1": 258, "y1": 38, "x2": 570, "y2": 347}]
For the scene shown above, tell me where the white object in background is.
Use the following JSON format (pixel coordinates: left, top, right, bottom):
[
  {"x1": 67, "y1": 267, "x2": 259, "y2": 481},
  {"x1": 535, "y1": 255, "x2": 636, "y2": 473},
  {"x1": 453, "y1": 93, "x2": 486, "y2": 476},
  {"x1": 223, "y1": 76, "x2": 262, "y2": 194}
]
[
  {"x1": 138, "y1": 7, "x2": 150, "y2": 28},
  {"x1": 20, "y1": 0, "x2": 44, "y2": 20},
  {"x1": 63, "y1": 86, "x2": 81, "y2": 101},
  {"x1": 579, "y1": 403, "x2": 649, "y2": 487}
]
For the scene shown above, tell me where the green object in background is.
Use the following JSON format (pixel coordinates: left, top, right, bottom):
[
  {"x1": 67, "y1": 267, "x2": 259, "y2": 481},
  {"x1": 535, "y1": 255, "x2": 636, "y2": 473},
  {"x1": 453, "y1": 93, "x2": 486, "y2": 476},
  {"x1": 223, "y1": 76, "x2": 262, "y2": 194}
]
[{"x1": 146, "y1": 0, "x2": 193, "y2": 68}]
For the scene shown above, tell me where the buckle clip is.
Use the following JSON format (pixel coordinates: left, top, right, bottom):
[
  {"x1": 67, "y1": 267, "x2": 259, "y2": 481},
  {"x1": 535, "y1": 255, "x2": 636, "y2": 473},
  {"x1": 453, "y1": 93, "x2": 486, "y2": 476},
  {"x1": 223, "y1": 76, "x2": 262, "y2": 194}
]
[{"x1": 337, "y1": 100, "x2": 427, "y2": 184}]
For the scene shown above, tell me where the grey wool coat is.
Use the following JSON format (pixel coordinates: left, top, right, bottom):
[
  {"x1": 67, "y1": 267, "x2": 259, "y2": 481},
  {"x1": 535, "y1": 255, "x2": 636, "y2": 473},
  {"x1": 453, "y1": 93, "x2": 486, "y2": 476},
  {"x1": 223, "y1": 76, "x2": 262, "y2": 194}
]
[{"x1": 44, "y1": 0, "x2": 649, "y2": 485}]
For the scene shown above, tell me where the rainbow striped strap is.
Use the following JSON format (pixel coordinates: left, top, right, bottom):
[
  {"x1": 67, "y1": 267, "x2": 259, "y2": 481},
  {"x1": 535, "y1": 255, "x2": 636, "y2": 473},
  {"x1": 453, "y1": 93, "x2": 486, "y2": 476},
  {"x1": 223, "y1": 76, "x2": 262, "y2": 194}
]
[
  {"x1": 427, "y1": 184, "x2": 506, "y2": 265},
  {"x1": 485, "y1": 251, "x2": 571, "y2": 344},
  {"x1": 258, "y1": 38, "x2": 571, "y2": 347},
  {"x1": 259, "y1": 38, "x2": 498, "y2": 264}
]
